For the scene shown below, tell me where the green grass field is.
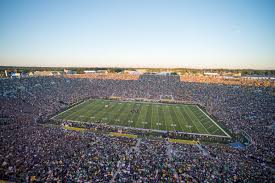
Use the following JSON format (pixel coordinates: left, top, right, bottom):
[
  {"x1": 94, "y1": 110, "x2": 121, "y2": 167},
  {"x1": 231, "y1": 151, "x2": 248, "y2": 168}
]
[{"x1": 52, "y1": 99, "x2": 230, "y2": 138}]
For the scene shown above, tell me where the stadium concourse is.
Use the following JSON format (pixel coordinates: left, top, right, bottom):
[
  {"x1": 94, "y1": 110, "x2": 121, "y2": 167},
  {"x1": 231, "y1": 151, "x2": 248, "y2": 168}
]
[{"x1": 0, "y1": 74, "x2": 274, "y2": 182}]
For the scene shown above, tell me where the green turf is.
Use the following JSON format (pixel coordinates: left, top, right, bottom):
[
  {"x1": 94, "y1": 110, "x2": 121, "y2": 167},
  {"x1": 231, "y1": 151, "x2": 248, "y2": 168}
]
[{"x1": 53, "y1": 99, "x2": 230, "y2": 137}]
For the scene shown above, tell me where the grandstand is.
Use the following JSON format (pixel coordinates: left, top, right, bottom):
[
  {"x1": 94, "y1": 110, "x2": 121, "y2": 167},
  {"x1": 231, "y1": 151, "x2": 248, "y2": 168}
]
[{"x1": 1, "y1": 73, "x2": 274, "y2": 182}]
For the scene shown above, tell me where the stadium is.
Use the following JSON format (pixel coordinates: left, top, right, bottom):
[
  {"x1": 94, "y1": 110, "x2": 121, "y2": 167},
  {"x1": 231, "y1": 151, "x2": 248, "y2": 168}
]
[
  {"x1": 1, "y1": 73, "x2": 274, "y2": 182},
  {"x1": 1, "y1": 0, "x2": 274, "y2": 182}
]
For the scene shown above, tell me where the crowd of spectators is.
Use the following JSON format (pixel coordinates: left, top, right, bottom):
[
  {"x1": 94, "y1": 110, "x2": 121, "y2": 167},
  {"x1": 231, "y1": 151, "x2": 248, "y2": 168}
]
[
  {"x1": 0, "y1": 74, "x2": 274, "y2": 182},
  {"x1": 180, "y1": 75, "x2": 275, "y2": 87},
  {"x1": 176, "y1": 82, "x2": 275, "y2": 165}
]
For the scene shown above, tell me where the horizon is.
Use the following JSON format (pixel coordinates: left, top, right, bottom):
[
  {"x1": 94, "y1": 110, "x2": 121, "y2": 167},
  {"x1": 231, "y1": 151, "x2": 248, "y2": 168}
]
[
  {"x1": 1, "y1": 64, "x2": 275, "y2": 71},
  {"x1": 0, "y1": 0, "x2": 274, "y2": 69}
]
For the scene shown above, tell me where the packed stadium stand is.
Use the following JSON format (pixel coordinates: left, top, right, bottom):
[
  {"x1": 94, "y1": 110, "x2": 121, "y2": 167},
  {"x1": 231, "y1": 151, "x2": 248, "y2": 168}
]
[{"x1": 0, "y1": 74, "x2": 274, "y2": 182}]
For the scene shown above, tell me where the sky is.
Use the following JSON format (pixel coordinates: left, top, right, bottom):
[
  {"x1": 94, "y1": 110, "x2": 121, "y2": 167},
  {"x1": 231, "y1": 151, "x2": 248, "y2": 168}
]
[{"x1": 0, "y1": 0, "x2": 274, "y2": 69}]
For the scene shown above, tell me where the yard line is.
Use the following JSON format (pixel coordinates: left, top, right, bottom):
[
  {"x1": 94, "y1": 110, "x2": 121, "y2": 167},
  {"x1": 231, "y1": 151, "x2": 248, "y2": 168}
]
[
  {"x1": 81, "y1": 100, "x2": 108, "y2": 121},
  {"x1": 161, "y1": 106, "x2": 169, "y2": 131},
  {"x1": 185, "y1": 106, "x2": 210, "y2": 134},
  {"x1": 157, "y1": 105, "x2": 165, "y2": 131},
  {"x1": 115, "y1": 103, "x2": 132, "y2": 126},
  {"x1": 111, "y1": 102, "x2": 127, "y2": 125},
  {"x1": 94, "y1": 102, "x2": 118, "y2": 124},
  {"x1": 174, "y1": 107, "x2": 192, "y2": 132},
  {"x1": 99, "y1": 102, "x2": 120, "y2": 125},
  {"x1": 79, "y1": 101, "x2": 106, "y2": 122},
  {"x1": 155, "y1": 105, "x2": 160, "y2": 131},
  {"x1": 131, "y1": 104, "x2": 143, "y2": 128},
  {"x1": 150, "y1": 105, "x2": 155, "y2": 130},
  {"x1": 92, "y1": 101, "x2": 111, "y2": 118},
  {"x1": 136, "y1": 105, "x2": 147, "y2": 129},
  {"x1": 122, "y1": 103, "x2": 136, "y2": 127},
  {"x1": 145, "y1": 104, "x2": 153, "y2": 130},
  {"x1": 64, "y1": 100, "x2": 99, "y2": 121},
  {"x1": 166, "y1": 106, "x2": 176, "y2": 131},
  {"x1": 170, "y1": 106, "x2": 184, "y2": 132},
  {"x1": 178, "y1": 106, "x2": 201, "y2": 133}
]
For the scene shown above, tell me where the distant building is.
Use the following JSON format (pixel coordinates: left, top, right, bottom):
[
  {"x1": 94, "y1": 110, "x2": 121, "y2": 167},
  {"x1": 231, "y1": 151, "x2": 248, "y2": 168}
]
[
  {"x1": 64, "y1": 69, "x2": 77, "y2": 74},
  {"x1": 84, "y1": 70, "x2": 108, "y2": 74},
  {"x1": 222, "y1": 76, "x2": 239, "y2": 80},
  {"x1": 5, "y1": 70, "x2": 20, "y2": 78},
  {"x1": 52, "y1": 71, "x2": 63, "y2": 75},
  {"x1": 233, "y1": 73, "x2": 242, "y2": 77},
  {"x1": 20, "y1": 72, "x2": 29, "y2": 78},
  {"x1": 243, "y1": 76, "x2": 275, "y2": 80},
  {"x1": 96, "y1": 70, "x2": 108, "y2": 74},
  {"x1": 204, "y1": 72, "x2": 219, "y2": 76},
  {"x1": 157, "y1": 72, "x2": 173, "y2": 76},
  {"x1": 222, "y1": 72, "x2": 242, "y2": 77},
  {"x1": 124, "y1": 70, "x2": 141, "y2": 75},
  {"x1": 28, "y1": 72, "x2": 34, "y2": 77},
  {"x1": 11, "y1": 73, "x2": 20, "y2": 78},
  {"x1": 33, "y1": 71, "x2": 62, "y2": 76},
  {"x1": 84, "y1": 70, "x2": 96, "y2": 74},
  {"x1": 5, "y1": 70, "x2": 12, "y2": 77},
  {"x1": 136, "y1": 69, "x2": 147, "y2": 74}
]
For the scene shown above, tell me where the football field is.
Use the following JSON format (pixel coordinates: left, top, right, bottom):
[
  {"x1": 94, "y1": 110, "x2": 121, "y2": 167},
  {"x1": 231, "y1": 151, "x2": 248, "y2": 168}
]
[{"x1": 52, "y1": 99, "x2": 230, "y2": 138}]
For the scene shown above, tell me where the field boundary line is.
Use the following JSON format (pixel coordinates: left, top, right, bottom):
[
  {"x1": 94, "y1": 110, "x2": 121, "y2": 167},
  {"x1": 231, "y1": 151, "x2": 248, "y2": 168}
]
[
  {"x1": 50, "y1": 99, "x2": 90, "y2": 120},
  {"x1": 196, "y1": 106, "x2": 231, "y2": 138}
]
